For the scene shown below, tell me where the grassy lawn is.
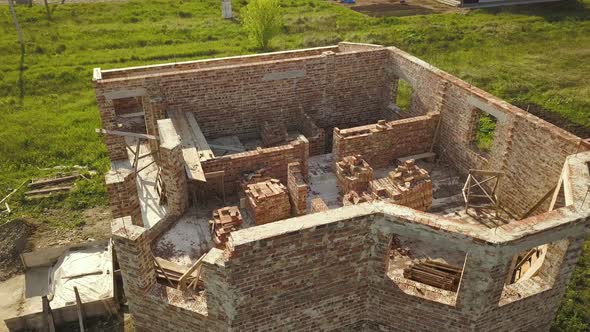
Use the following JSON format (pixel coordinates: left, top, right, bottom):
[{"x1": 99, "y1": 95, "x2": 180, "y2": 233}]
[{"x1": 0, "y1": 0, "x2": 589, "y2": 329}]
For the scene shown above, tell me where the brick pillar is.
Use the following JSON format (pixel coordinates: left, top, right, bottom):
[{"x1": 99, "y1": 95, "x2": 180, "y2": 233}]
[
  {"x1": 456, "y1": 253, "x2": 510, "y2": 318},
  {"x1": 293, "y1": 135, "x2": 309, "y2": 181},
  {"x1": 105, "y1": 164, "x2": 142, "y2": 226},
  {"x1": 111, "y1": 216, "x2": 157, "y2": 303},
  {"x1": 95, "y1": 94, "x2": 127, "y2": 161},
  {"x1": 287, "y1": 162, "x2": 308, "y2": 216},
  {"x1": 159, "y1": 142, "x2": 189, "y2": 217}
]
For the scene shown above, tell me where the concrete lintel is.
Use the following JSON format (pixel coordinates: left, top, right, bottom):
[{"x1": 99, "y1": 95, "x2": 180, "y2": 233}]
[
  {"x1": 466, "y1": 95, "x2": 509, "y2": 123},
  {"x1": 104, "y1": 87, "x2": 147, "y2": 101},
  {"x1": 157, "y1": 118, "x2": 181, "y2": 150}
]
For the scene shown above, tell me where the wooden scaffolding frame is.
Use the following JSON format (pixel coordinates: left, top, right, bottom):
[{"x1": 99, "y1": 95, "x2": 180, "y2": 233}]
[{"x1": 462, "y1": 169, "x2": 503, "y2": 213}]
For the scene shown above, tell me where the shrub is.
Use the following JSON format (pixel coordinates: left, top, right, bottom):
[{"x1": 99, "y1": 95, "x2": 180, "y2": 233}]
[{"x1": 241, "y1": 0, "x2": 283, "y2": 50}]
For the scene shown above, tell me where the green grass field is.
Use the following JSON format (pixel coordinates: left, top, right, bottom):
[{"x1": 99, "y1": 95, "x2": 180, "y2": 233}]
[{"x1": 0, "y1": 0, "x2": 589, "y2": 329}]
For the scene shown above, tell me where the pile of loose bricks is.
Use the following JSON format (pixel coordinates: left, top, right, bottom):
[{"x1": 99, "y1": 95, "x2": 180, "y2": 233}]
[
  {"x1": 261, "y1": 121, "x2": 288, "y2": 147},
  {"x1": 245, "y1": 179, "x2": 292, "y2": 225},
  {"x1": 335, "y1": 155, "x2": 432, "y2": 212},
  {"x1": 369, "y1": 159, "x2": 432, "y2": 211},
  {"x1": 310, "y1": 197, "x2": 329, "y2": 213},
  {"x1": 336, "y1": 155, "x2": 374, "y2": 194},
  {"x1": 210, "y1": 206, "x2": 243, "y2": 248}
]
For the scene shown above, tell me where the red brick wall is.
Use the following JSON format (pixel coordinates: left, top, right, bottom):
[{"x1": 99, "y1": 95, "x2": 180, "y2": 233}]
[
  {"x1": 200, "y1": 137, "x2": 309, "y2": 196},
  {"x1": 95, "y1": 45, "x2": 389, "y2": 151},
  {"x1": 332, "y1": 114, "x2": 438, "y2": 168},
  {"x1": 105, "y1": 166, "x2": 142, "y2": 226},
  {"x1": 385, "y1": 47, "x2": 586, "y2": 217}
]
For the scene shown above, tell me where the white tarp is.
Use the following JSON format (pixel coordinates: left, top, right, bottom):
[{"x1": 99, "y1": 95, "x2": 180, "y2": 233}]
[{"x1": 48, "y1": 243, "x2": 112, "y2": 307}]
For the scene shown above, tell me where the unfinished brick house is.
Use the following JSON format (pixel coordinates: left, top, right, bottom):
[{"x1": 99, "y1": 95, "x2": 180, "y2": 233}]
[{"x1": 93, "y1": 42, "x2": 590, "y2": 331}]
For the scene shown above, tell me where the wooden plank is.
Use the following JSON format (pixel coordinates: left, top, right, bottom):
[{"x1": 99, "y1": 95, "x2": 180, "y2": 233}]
[
  {"x1": 168, "y1": 111, "x2": 206, "y2": 182},
  {"x1": 185, "y1": 112, "x2": 215, "y2": 161},
  {"x1": 95, "y1": 128, "x2": 157, "y2": 141},
  {"x1": 178, "y1": 253, "x2": 207, "y2": 291},
  {"x1": 29, "y1": 175, "x2": 80, "y2": 189},
  {"x1": 468, "y1": 169, "x2": 504, "y2": 177},
  {"x1": 74, "y1": 287, "x2": 86, "y2": 332},
  {"x1": 26, "y1": 186, "x2": 73, "y2": 196},
  {"x1": 42, "y1": 296, "x2": 56, "y2": 332}
]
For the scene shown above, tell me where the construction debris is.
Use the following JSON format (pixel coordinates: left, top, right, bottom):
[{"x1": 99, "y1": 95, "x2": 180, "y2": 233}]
[
  {"x1": 310, "y1": 197, "x2": 329, "y2": 213},
  {"x1": 403, "y1": 260, "x2": 462, "y2": 292},
  {"x1": 209, "y1": 206, "x2": 243, "y2": 248},
  {"x1": 369, "y1": 159, "x2": 432, "y2": 211},
  {"x1": 342, "y1": 191, "x2": 377, "y2": 206},
  {"x1": 245, "y1": 179, "x2": 291, "y2": 225},
  {"x1": 25, "y1": 173, "x2": 85, "y2": 198}
]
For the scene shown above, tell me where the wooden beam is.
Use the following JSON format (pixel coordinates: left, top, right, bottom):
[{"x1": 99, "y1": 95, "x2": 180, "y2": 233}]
[
  {"x1": 29, "y1": 175, "x2": 80, "y2": 189},
  {"x1": 178, "y1": 253, "x2": 207, "y2": 291},
  {"x1": 522, "y1": 184, "x2": 558, "y2": 219},
  {"x1": 468, "y1": 169, "x2": 504, "y2": 177},
  {"x1": 26, "y1": 186, "x2": 73, "y2": 196},
  {"x1": 0, "y1": 179, "x2": 29, "y2": 205},
  {"x1": 42, "y1": 296, "x2": 56, "y2": 332},
  {"x1": 95, "y1": 128, "x2": 157, "y2": 141},
  {"x1": 185, "y1": 112, "x2": 215, "y2": 160},
  {"x1": 168, "y1": 111, "x2": 207, "y2": 182}
]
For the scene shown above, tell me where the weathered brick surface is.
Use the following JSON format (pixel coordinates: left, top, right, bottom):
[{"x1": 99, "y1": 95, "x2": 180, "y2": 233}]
[
  {"x1": 384, "y1": 46, "x2": 587, "y2": 217},
  {"x1": 333, "y1": 115, "x2": 438, "y2": 168},
  {"x1": 98, "y1": 44, "x2": 590, "y2": 332},
  {"x1": 105, "y1": 163, "x2": 142, "y2": 225},
  {"x1": 200, "y1": 136, "x2": 309, "y2": 197},
  {"x1": 94, "y1": 44, "x2": 389, "y2": 161},
  {"x1": 159, "y1": 142, "x2": 188, "y2": 217},
  {"x1": 287, "y1": 162, "x2": 308, "y2": 216}
]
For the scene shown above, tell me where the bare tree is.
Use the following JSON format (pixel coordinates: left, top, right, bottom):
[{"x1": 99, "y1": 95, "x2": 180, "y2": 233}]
[{"x1": 7, "y1": 0, "x2": 25, "y2": 54}]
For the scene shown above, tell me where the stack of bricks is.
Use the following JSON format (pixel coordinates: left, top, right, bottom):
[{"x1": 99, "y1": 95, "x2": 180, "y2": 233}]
[
  {"x1": 261, "y1": 120, "x2": 288, "y2": 147},
  {"x1": 245, "y1": 179, "x2": 291, "y2": 225},
  {"x1": 336, "y1": 155, "x2": 374, "y2": 195},
  {"x1": 342, "y1": 191, "x2": 377, "y2": 206},
  {"x1": 310, "y1": 197, "x2": 329, "y2": 213},
  {"x1": 210, "y1": 206, "x2": 243, "y2": 249},
  {"x1": 239, "y1": 168, "x2": 272, "y2": 193},
  {"x1": 287, "y1": 162, "x2": 308, "y2": 216},
  {"x1": 369, "y1": 159, "x2": 432, "y2": 211}
]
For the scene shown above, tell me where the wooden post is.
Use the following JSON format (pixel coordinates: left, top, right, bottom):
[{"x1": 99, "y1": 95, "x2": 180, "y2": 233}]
[
  {"x1": 178, "y1": 253, "x2": 207, "y2": 291},
  {"x1": 42, "y1": 296, "x2": 56, "y2": 332},
  {"x1": 74, "y1": 287, "x2": 86, "y2": 332}
]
